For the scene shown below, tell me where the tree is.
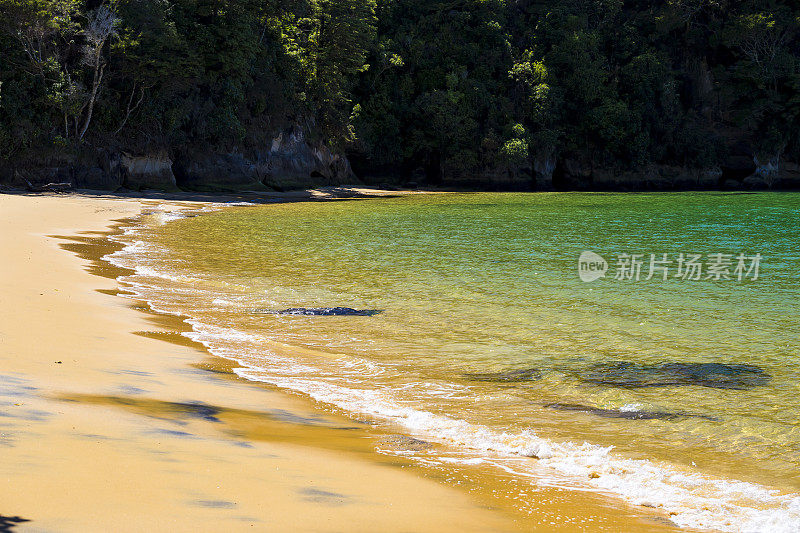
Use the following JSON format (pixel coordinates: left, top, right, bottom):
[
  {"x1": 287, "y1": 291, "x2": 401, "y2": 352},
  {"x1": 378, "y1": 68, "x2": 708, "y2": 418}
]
[
  {"x1": 307, "y1": 0, "x2": 377, "y2": 143},
  {"x1": 78, "y1": 4, "x2": 118, "y2": 141}
]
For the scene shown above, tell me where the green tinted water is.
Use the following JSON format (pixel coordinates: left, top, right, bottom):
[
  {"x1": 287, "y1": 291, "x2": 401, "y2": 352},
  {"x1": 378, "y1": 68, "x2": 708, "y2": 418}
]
[{"x1": 119, "y1": 192, "x2": 800, "y2": 530}]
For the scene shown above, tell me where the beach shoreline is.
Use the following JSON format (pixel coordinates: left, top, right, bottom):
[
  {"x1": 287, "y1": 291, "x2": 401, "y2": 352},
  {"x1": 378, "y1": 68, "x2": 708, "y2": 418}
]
[{"x1": 0, "y1": 191, "x2": 678, "y2": 532}]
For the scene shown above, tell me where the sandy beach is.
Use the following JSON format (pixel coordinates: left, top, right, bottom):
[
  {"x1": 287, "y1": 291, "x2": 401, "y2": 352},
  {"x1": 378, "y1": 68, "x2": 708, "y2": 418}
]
[{"x1": 0, "y1": 192, "x2": 678, "y2": 532}]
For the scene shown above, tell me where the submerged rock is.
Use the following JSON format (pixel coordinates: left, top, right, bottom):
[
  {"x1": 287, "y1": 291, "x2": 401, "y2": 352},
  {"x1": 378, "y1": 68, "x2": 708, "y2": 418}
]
[
  {"x1": 581, "y1": 361, "x2": 770, "y2": 390},
  {"x1": 275, "y1": 307, "x2": 382, "y2": 316},
  {"x1": 463, "y1": 368, "x2": 541, "y2": 382},
  {"x1": 544, "y1": 402, "x2": 718, "y2": 421}
]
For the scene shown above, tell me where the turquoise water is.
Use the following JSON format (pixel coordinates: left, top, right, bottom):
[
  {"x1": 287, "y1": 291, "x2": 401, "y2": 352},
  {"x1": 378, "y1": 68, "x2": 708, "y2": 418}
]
[{"x1": 111, "y1": 192, "x2": 800, "y2": 531}]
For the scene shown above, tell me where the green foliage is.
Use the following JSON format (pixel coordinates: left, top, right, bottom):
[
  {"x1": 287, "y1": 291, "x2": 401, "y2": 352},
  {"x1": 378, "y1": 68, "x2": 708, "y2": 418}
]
[
  {"x1": 351, "y1": 0, "x2": 514, "y2": 179},
  {"x1": 0, "y1": 0, "x2": 376, "y2": 158},
  {"x1": 499, "y1": 138, "x2": 529, "y2": 167},
  {"x1": 352, "y1": 0, "x2": 800, "y2": 181},
  {"x1": 1, "y1": 0, "x2": 800, "y2": 185},
  {"x1": 306, "y1": 0, "x2": 377, "y2": 143}
]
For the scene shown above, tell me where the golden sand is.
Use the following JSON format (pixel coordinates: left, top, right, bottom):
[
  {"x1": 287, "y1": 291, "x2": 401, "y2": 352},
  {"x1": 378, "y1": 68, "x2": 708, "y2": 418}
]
[{"x1": 0, "y1": 192, "x2": 680, "y2": 532}]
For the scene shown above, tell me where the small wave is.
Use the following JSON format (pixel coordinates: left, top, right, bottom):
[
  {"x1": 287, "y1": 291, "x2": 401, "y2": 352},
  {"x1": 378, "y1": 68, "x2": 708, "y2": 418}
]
[
  {"x1": 185, "y1": 321, "x2": 264, "y2": 344},
  {"x1": 230, "y1": 363, "x2": 800, "y2": 532},
  {"x1": 129, "y1": 265, "x2": 201, "y2": 284},
  {"x1": 143, "y1": 210, "x2": 187, "y2": 225}
]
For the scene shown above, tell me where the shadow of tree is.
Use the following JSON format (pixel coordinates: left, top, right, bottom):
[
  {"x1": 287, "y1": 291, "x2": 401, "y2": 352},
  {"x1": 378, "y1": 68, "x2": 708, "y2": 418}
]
[{"x1": 0, "y1": 515, "x2": 30, "y2": 532}]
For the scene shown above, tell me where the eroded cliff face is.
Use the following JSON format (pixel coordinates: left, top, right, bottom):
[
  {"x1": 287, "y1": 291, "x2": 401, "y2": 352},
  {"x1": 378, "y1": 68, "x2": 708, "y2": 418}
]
[
  {"x1": 1, "y1": 126, "x2": 355, "y2": 193},
  {"x1": 120, "y1": 151, "x2": 178, "y2": 191},
  {"x1": 3, "y1": 128, "x2": 800, "y2": 193},
  {"x1": 253, "y1": 127, "x2": 354, "y2": 190}
]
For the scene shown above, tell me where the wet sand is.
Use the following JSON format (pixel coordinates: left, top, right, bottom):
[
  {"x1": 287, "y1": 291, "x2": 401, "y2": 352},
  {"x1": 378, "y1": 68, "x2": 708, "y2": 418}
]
[{"x1": 0, "y1": 192, "x2": 681, "y2": 532}]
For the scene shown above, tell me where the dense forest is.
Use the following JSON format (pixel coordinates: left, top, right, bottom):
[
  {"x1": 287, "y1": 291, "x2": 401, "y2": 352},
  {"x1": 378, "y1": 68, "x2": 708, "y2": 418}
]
[{"x1": 1, "y1": 0, "x2": 800, "y2": 191}]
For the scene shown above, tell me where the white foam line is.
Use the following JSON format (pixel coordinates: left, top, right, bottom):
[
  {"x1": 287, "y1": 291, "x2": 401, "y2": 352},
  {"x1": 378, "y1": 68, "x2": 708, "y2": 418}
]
[{"x1": 227, "y1": 364, "x2": 800, "y2": 532}]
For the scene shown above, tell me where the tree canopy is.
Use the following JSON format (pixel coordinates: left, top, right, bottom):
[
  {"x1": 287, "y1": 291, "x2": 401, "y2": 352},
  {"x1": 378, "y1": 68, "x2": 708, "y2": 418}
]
[{"x1": 1, "y1": 0, "x2": 799, "y2": 188}]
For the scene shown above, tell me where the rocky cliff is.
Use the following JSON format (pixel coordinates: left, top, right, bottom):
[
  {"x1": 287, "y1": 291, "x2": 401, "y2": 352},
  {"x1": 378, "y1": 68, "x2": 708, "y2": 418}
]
[
  {"x1": 2, "y1": 126, "x2": 355, "y2": 193},
  {"x1": 4, "y1": 130, "x2": 800, "y2": 193}
]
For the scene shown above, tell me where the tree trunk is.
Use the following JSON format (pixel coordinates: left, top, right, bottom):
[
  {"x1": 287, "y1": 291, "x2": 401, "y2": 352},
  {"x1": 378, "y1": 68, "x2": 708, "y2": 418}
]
[{"x1": 78, "y1": 49, "x2": 105, "y2": 142}]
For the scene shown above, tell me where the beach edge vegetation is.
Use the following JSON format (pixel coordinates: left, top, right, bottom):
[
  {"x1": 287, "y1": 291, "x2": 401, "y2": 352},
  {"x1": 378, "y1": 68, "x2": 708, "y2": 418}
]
[{"x1": 1, "y1": 0, "x2": 800, "y2": 191}]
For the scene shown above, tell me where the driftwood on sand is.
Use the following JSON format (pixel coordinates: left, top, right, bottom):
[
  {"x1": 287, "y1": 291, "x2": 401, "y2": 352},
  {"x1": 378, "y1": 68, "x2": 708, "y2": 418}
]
[{"x1": 19, "y1": 174, "x2": 73, "y2": 193}]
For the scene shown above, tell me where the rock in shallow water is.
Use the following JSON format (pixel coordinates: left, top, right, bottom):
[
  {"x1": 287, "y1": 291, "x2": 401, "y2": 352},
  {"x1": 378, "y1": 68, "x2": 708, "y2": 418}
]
[
  {"x1": 581, "y1": 361, "x2": 770, "y2": 390},
  {"x1": 275, "y1": 307, "x2": 382, "y2": 316},
  {"x1": 544, "y1": 403, "x2": 718, "y2": 421},
  {"x1": 463, "y1": 360, "x2": 769, "y2": 390}
]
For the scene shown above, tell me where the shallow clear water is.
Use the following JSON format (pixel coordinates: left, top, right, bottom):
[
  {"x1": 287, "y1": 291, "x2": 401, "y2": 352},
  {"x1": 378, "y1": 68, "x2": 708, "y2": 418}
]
[{"x1": 110, "y1": 192, "x2": 800, "y2": 531}]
